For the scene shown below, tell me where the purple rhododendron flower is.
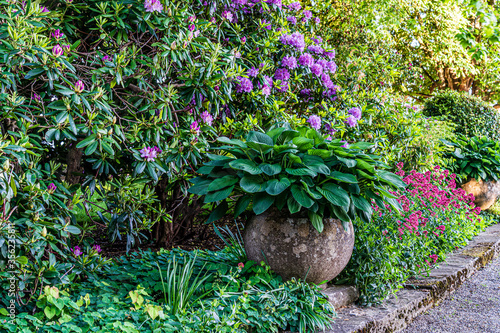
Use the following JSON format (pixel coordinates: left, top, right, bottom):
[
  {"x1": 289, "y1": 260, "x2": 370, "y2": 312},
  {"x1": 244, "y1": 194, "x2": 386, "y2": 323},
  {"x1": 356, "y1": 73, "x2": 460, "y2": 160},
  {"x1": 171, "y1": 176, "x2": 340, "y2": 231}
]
[
  {"x1": 300, "y1": 89, "x2": 311, "y2": 96},
  {"x1": 308, "y1": 45, "x2": 323, "y2": 54},
  {"x1": 263, "y1": 75, "x2": 273, "y2": 88},
  {"x1": 102, "y1": 55, "x2": 111, "y2": 62},
  {"x1": 48, "y1": 183, "x2": 56, "y2": 192},
  {"x1": 144, "y1": 0, "x2": 163, "y2": 13},
  {"x1": 222, "y1": 10, "x2": 233, "y2": 21},
  {"x1": 348, "y1": 107, "x2": 362, "y2": 120},
  {"x1": 247, "y1": 67, "x2": 259, "y2": 77},
  {"x1": 74, "y1": 80, "x2": 84, "y2": 93},
  {"x1": 303, "y1": 10, "x2": 312, "y2": 20},
  {"x1": 92, "y1": 245, "x2": 102, "y2": 253},
  {"x1": 53, "y1": 45, "x2": 63, "y2": 57},
  {"x1": 41, "y1": 6, "x2": 49, "y2": 13},
  {"x1": 311, "y1": 63, "x2": 323, "y2": 76},
  {"x1": 274, "y1": 68, "x2": 290, "y2": 81},
  {"x1": 314, "y1": 17, "x2": 320, "y2": 24},
  {"x1": 298, "y1": 53, "x2": 314, "y2": 67},
  {"x1": 200, "y1": 111, "x2": 213, "y2": 126},
  {"x1": 140, "y1": 147, "x2": 159, "y2": 161},
  {"x1": 262, "y1": 85, "x2": 271, "y2": 96},
  {"x1": 188, "y1": 24, "x2": 195, "y2": 31},
  {"x1": 307, "y1": 115, "x2": 322, "y2": 130},
  {"x1": 190, "y1": 121, "x2": 201, "y2": 134},
  {"x1": 287, "y1": 16, "x2": 297, "y2": 25},
  {"x1": 33, "y1": 93, "x2": 42, "y2": 102},
  {"x1": 341, "y1": 140, "x2": 349, "y2": 148},
  {"x1": 345, "y1": 115, "x2": 358, "y2": 128},
  {"x1": 325, "y1": 61, "x2": 337, "y2": 74},
  {"x1": 236, "y1": 76, "x2": 253, "y2": 93},
  {"x1": 52, "y1": 29, "x2": 64, "y2": 39},
  {"x1": 282, "y1": 56, "x2": 297, "y2": 69},
  {"x1": 72, "y1": 246, "x2": 83, "y2": 256},
  {"x1": 62, "y1": 44, "x2": 71, "y2": 52},
  {"x1": 321, "y1": 73, "x2": 333, "y2": 88},
  {"x1": 276, "y1": 81, "x2": 289, "y2": 92},
  {"x1": 279, "y1": 32, "x2": 305, "y2": 51},
  {"x1": 324, "y1": 50, "x2": 336, "y2": 59},
  {"x1": 288, "y1": 2, "x2": 301, "y2": 10},
  {"x1": 241, "y1": 36, "x2": 246, "y2": 43}
]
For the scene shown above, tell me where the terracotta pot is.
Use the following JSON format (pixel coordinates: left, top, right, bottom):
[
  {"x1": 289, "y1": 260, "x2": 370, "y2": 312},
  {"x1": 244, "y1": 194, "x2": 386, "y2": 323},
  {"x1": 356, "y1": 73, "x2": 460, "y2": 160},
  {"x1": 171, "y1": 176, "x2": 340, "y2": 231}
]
[
  {"x1": 243, "y1": 209, "x2": 354, "y2": 285},
  {"x1": 461, "y1": 178, "x2": 500, "y2": 210}
]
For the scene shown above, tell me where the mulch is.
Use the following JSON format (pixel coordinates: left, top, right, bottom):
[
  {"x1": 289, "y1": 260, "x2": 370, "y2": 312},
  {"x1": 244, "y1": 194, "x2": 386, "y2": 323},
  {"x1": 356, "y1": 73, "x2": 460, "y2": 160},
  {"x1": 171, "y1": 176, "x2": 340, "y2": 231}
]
[{"x1": 86, "y1": 215, "x2": 245, "y2": 259}]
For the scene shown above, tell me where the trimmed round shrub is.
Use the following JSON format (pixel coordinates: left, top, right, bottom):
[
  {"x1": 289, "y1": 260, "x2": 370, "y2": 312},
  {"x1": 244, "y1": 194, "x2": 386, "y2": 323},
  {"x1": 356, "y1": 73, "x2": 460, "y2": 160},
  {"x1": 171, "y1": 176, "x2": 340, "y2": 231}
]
[{"x1": 423, "y1": 90, "x2": 500, "y2": 140}]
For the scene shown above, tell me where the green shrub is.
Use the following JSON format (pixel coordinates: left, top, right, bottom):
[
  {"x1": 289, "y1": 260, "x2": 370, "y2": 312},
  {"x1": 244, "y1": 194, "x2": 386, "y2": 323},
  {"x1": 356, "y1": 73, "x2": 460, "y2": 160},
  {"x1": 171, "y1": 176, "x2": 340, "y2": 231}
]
[
  {"x1": 189, "y1": 126, "x2": 406, "y2": 232},
  {"x1": 335, "y1": 164, "x2": 494, "y2": 305},
  {"x1": 441, "y1": 135, "x2": 500, "y2": 182},
  {"x1": 423, "y1": 90, "x2": 500, "y2": 140}
]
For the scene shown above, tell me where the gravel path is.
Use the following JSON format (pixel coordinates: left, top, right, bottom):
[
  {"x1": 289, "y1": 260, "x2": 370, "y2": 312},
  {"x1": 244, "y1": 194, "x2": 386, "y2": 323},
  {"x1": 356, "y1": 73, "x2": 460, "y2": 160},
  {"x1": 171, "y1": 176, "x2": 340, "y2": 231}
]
[{"x1": 400, "y1": 255, "x2": 500, "y2": 333}]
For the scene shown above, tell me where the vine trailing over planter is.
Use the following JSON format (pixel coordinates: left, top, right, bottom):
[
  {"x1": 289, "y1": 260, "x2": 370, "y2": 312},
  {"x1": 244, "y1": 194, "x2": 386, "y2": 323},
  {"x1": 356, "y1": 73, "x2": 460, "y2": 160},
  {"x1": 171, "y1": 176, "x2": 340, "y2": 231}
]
[{"x1": 189, "y1": 126, "x2": 406, "y2": 232}]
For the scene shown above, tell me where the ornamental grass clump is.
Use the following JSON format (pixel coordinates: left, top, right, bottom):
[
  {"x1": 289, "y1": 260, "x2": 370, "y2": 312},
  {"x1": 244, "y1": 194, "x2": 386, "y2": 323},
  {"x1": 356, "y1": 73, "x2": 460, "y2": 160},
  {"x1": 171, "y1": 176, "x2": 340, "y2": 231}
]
[
  {"x1": 189, "y1": 126, "x2": 406, "y2": 232},
  {"x1": 337, "y1": 164, "x2": 492, "y2": 305}
]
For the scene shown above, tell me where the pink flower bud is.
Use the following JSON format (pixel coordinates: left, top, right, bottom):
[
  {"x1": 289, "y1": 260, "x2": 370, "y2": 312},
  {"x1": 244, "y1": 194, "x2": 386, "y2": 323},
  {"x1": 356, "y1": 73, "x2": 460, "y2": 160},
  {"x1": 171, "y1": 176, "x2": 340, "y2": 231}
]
[
  {"x1": 52, "y1": 44, "x2": 63, "y2": 57},
  {"x1": 74, "y1": 80, "x2": 84, "y2": 93}
]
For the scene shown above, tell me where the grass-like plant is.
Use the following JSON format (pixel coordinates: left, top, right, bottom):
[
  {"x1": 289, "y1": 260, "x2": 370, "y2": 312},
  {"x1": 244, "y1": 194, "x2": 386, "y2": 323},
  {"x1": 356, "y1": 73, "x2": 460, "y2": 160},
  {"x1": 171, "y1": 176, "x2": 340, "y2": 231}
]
[{"x1": 156, "y1": 254, "x2": 211, "y2": 315}]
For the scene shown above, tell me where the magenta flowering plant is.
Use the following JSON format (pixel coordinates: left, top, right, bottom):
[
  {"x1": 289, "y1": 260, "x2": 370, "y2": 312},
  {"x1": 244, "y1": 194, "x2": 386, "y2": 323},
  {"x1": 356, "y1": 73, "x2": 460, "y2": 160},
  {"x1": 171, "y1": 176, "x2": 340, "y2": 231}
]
[{"x1": 336, "y1": 164, "x2": 493, "y2": 305}]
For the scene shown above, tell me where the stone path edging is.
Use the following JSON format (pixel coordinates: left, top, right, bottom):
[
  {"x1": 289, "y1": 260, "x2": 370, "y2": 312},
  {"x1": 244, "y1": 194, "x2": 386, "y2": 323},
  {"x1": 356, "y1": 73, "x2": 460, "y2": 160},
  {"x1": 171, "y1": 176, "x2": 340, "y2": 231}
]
[{"x1": 324, "y1": 223, "x2": 500, "y2": 333}]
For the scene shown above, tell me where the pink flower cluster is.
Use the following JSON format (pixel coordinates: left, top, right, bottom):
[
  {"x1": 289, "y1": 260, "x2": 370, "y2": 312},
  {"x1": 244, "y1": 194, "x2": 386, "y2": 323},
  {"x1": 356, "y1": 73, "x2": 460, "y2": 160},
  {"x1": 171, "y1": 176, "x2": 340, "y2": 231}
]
[{"x1": 140, "y1": 146, "x2": 162, "y2": 161}]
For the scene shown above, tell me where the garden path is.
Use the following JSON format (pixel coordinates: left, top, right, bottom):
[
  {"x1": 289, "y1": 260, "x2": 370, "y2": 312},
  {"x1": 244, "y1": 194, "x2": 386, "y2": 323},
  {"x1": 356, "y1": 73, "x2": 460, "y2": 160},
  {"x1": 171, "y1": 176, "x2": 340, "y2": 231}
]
[{"x1": 400, "y1": 254, "x2": 500, "y2": 333}]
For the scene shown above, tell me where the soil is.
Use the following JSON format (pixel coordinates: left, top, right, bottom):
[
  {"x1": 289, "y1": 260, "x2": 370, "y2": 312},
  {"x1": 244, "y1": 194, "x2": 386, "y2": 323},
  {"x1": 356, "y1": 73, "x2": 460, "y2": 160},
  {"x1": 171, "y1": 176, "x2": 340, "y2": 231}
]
[{"x1": 85, "y1": 215, "x2": 246, "y2": 259}]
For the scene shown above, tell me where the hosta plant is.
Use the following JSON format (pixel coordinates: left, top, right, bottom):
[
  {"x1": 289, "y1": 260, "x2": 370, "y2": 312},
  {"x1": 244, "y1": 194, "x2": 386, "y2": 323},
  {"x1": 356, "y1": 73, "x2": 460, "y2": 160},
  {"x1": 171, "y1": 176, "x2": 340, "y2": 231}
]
[
  {"x1": 189, "y1": 126, "x2": 406, "y2": 232},
  {"x1": 441, "y1": 135, "x2": 500, "y2": 182}
]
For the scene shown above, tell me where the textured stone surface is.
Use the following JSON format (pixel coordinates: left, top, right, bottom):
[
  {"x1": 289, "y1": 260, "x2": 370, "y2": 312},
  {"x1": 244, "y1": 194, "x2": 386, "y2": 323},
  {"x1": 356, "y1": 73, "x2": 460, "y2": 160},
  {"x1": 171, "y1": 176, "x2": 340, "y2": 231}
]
[
  {"x1": 323, "y1": 285, "x2": 359, "y2": 309},
  {"x1": 400, "y1": 254, "x2": 500, "y2": 333},
  {"x1": 462, "y1": 178, "x2": 500, "y2": 210},
  {"x1": 320, "y1": 223, "x2": 500, "y2": 333},
  {"x1": 243, "y1": 209, "x2": 354, "y2": 284}
]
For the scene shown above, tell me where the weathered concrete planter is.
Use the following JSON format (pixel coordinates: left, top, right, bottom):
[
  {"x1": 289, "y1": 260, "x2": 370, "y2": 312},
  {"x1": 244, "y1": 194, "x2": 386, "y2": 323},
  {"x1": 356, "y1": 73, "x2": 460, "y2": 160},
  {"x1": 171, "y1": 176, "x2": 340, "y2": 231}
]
[
  {"x1": 461, "y1": 178, "x2": 500, "y2": 210},
  {"x1": 243, "y1": 209, "x2": 354, "y2": 285}
]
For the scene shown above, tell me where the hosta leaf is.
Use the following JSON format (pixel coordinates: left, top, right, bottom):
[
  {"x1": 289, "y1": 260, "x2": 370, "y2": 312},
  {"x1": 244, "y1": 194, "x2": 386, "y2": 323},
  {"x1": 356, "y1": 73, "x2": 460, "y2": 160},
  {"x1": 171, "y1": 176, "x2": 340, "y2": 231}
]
[
  {"x1": 217, "y1": 137, "x2": 247, "y2": 148},
  {"x1": 207, "y1": 175, "x2": 239, "y2": 192},
  {"x1": 329, "y1": 171, "x2": 358, "y2": 183},
  {"x1": 259, "y1": 163, "x2": 282, "y2": 176},
  {"x1": 247, "y1": 131, "x2": 274, "y2": 146},
  {"x1": 318, "y1": 186, "x2": 350, "y2": 208},
  {"x1": 206, "y1": 201, "x2": 228, "y2": 224},
  {"x1": 376, "y1": 170, "x2": 406, "y2": 188},
  {"x1": 291, "y1": 184, "x2": 314, "y2": 208},
  {"x1": 229, "y1": 160, "x2": 262, "y2": 175},
  {"x1": 308, "y1": 211, "x2": 324, "y2": 233},
  {"x1": 286, "y1": 168, "x2": 317, "y2": 177},
  {"x1": 240, "y1": 175, "x2": 265, "y2": 193},
  {"x1": 234, "y1": 195, "x2": 252, "y2": 217},
  {"x1": 287, "y1": 195, "x2": 302, "y2": 214},
  {"x1": 252, "y1": 193, "x2": 275, "y2": 215},
  {"x1": 351, "y1": 195, "x2": 373, "y2": 215},
  {"x1": 265, "y1": 178, "x2": 291, "y2": 195},
  {"x1": 204, "y1": 186, "x2": 234, "y2": 203}
]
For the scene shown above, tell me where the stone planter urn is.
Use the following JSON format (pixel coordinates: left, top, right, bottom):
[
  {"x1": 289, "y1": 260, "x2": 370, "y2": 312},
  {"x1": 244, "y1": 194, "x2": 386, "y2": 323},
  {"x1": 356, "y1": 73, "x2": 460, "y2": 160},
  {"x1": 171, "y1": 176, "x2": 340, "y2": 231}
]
[
  {"x1": 243, "y1": 208, "x2": 355, "y2": 285},
  {"x1": 461, "y1": 178, "x2": 500, "y2": 210}
]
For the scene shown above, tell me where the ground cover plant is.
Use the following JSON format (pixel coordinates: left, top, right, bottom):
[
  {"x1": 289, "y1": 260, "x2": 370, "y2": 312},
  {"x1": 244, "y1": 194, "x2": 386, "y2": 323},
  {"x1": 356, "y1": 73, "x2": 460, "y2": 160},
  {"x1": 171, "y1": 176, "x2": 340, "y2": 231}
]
[
  {"x1": 335, "y1": 164, "x2": 495, "y2": 305},
  {"x1": 1, "y1": 246, "x2": 335, "y2": 333}
]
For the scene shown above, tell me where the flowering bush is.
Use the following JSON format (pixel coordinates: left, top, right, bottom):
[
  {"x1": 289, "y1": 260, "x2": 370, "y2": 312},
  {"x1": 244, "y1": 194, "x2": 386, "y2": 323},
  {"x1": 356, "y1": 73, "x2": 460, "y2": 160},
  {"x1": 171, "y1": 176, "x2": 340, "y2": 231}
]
[{"x1": 336, "y1": 164, "x2": 493, "y2": 305}]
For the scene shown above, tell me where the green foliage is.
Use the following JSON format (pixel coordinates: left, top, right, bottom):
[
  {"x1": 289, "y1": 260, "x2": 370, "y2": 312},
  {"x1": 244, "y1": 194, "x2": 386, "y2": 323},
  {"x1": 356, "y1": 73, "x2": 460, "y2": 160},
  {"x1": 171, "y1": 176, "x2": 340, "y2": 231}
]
[
  {"x1": 423, "y1": 90, "x2": 500, "y2": 140},
  {"x1": 1, "y1": 247, "x2": 336, "y2": 333},
  {"x1": 335, "y1": 165, "x2": 494, "y2": 305},
  {"x1": 441, "y1": 135, "x2": 500, "y2": 182},
  {"x1": 190, "y1": 126, "x2": 406, "y2": 232}
]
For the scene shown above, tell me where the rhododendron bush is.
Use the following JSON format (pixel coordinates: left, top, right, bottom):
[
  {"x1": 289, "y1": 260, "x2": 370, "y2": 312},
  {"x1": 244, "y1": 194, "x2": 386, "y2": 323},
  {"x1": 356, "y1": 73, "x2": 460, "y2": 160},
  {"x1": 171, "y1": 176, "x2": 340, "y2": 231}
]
[{"x1": 336, "y1": 164, "x2": 494, "y2": 305}]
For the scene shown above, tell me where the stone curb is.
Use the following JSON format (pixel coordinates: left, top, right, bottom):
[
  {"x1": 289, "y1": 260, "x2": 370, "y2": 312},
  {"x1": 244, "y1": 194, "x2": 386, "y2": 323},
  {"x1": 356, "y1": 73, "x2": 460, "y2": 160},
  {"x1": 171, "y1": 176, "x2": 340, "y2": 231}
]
[{"x1": 324, "y1": 223, "x2": 500, "y2": 333}]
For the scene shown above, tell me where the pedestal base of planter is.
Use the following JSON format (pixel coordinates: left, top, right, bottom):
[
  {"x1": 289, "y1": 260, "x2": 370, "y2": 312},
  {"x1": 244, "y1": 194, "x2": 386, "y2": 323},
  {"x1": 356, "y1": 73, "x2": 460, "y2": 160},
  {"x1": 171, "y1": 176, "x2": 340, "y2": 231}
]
[{"x1": 243, "y1": 209, "x2": 354, "y2": 285}]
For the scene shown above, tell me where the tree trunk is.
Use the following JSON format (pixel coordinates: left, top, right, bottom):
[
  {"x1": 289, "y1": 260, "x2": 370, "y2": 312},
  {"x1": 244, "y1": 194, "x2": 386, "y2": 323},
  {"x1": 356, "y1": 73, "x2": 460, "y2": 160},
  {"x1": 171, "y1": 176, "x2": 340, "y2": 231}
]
[
  {"x1": 66, "y1": 142, "x2": 83, "y2": 186},
  {"x1": 153, "y1": 178, "x2": 203, "y2": 247}
]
